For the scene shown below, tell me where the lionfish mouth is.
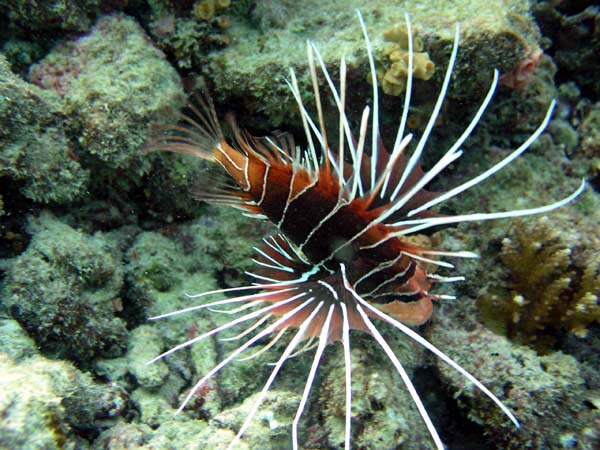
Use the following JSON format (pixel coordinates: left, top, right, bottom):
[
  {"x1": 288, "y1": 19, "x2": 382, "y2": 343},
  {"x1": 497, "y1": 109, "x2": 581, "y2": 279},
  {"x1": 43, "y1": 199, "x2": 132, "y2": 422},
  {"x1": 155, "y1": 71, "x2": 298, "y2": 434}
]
[{"x1": 146, "y1": 9, "x2": 585, "y2": 450}]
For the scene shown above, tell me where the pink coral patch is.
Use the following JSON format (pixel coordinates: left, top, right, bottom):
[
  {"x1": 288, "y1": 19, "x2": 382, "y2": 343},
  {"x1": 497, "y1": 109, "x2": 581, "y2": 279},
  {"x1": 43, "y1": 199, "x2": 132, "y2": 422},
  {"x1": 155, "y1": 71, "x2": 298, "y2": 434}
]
[{"x1": 500, "y1": 46, "x2": 543, "y2": 89}]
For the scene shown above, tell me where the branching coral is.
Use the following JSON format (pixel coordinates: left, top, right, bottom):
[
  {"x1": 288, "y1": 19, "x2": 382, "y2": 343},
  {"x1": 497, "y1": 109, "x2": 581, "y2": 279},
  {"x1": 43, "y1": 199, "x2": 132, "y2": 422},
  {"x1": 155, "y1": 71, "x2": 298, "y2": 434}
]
[
  {"x1": 480, "y1": 216, "x2": 600, "y2": 349},
  {"x1": 377, "y1": 23, "x2": 435, "y2": 96}
]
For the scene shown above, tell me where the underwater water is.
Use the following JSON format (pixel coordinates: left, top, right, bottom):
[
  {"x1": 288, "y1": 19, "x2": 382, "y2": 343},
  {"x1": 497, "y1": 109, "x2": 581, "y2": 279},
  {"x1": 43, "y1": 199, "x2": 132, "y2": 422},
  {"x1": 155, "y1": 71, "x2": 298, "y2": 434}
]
[{"x1": 1, "y1": 1, "x2": 599, "y2": 449}]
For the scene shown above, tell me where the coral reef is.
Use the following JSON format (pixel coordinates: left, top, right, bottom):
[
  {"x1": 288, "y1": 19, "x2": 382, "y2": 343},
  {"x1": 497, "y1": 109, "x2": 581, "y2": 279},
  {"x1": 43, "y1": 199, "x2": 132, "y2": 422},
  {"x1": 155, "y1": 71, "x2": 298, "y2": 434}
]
[
  {"x1": 246, "y1": 0, "x2": 295, "y2": 32},
  {"x1": 126, "y1": 231, "x2": 187, "y2": 295},
  {"x1": 92, "y1": 419, "x2": 221, "y2": 450},
  {"x1": 317, "y1": 334, "x2": 430, "y2": 450},
  {"x1": 3, "y1": 213, "x2": 127, "y2": 362},
  {"x1": 532, "y1": 2, "x2": 600, "y2": 99},
  {"x1": 431, "y1": 320, "x2": 598, "y2": 450},
  {"x1": 123, "y1": 211, "x2": 266, "y2": 324},
  {"x1": 478, "y1": 54, "x2": 558, "y2": 149},
  {"x1": 0, "y1": 318, "x2": 37, "y2": 361},
  {"x1": 0, "y1": 54, "x2": 90, "y2": 203},
  {"x1": 187, "y1": 206, "x2": 272, "y2": 286},
  {"x1": 0, "y1": 0, "x2": 104, "y2": 34},
  {"x1": 122, "y1": 209, "x2": 272, "y2": 402},
  {"x1": 0, "y1": 1, "x2": 598, "y2": 449},
  {"x1": 379, "y1": 23, "x2": 435, "y2": 96},
  {"x1": 499, "y1": 45, "x2": 543, "y2": 89},
  {"x1": 2, "y1": 12, "x2": 191, "y2": 209},
  {"x1": 0, "y1": 336, "x2": 128, "y2": 450},
  {"x1": 126, "y1": 325, "x2": 170, "y2": 389},
  {"x1": 211, "y1": 391, "x2": 301, "y2": 449},
  {"x1": 146, "y1": 0, "x2": 232, "y2": 70},
  {"x1": 0, "y1": 0, "x2": 130, "y2": 77},
  {"x1": 30, "y1": 14, "x2": 184, "y2": 176},
  {"x1": 193, "y1": 0, "x2": 231, "y2": 22},
  {"x1": 206, "y1": 0, "x2": 539, "y2": 127},
  {"x1": 578, "y1": 101, "x2": 600, "y2": 160},
  {"x1": 479, "y1": 216, "x2": 600, "y2": 348}
]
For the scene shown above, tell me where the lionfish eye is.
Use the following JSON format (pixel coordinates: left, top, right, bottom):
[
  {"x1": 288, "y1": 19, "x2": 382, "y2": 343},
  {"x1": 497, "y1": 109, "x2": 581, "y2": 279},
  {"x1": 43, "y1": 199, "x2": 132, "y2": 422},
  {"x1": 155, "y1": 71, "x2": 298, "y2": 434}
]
[{"x1": 330, "y1": 237, "x2": 355, "y2": 265}]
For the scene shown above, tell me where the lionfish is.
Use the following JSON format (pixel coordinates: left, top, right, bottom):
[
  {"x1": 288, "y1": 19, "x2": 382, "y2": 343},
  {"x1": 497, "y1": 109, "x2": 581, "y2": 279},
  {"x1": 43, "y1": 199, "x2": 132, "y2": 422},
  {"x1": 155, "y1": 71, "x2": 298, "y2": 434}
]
[{"x1": 146, "y1": 10, "x2": 585, "y2": 450}]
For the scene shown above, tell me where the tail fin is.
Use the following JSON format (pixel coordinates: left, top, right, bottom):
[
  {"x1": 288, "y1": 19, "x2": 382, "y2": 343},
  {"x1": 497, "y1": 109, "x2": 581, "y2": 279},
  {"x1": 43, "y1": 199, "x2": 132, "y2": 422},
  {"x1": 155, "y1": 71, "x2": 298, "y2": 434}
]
[{"x1": 144, "y1": 93, "x2": 223, "y2": 161}]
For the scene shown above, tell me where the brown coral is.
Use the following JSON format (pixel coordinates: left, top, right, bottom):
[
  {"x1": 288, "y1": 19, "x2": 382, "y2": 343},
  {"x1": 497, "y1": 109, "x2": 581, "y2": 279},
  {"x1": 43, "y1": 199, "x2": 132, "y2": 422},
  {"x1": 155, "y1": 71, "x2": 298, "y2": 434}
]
[{"x1": 480, "y1": 216, "x2": 600, "y2": 349}]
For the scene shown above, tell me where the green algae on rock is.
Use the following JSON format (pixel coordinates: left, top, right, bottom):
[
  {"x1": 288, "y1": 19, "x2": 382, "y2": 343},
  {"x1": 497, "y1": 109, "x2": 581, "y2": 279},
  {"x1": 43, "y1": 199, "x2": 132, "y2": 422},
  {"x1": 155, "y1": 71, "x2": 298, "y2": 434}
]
[
  {"x1": 0, "y1": 319, "x2": 37, "y2": 361},
  {"x1": 205, "y1": 0, "x2": 541, "y2": 127},
  {"x1": 318, "y1": 334, "x2": 431, "y2": 450},
  {"x1": 212, "y1": 390, "x2": 301, "y2": 449},
  {"x1": 0, "y1": 55, "x2": 90, "y2": 203},
  {"x1": 126, "y1": 231, "x2": 187, "y2": 295},
  {"x1": 532, "y1": 2, "x2": 600, "y2": 100},
  {"x1": 29, "y1": 14, "x2": 184, "y2": 178},
  {"x1": 0, "y1": 0, "x2": 103, "y2": 34},
  {"x1": 127, "y1": 325, "x2": 170, "y2": 389},
  {"x1": 3, "y1": 212, "x2": 127, "y2": 363},
  {"x1": 0, "y1": 349, "x2": 128, "y2": 450},
  {"x1": 145, "y1": 0, "x2": 233, "y2": 70},
  {"x1": 431, "y1": 321, "x2": 596, "y2": 450}
]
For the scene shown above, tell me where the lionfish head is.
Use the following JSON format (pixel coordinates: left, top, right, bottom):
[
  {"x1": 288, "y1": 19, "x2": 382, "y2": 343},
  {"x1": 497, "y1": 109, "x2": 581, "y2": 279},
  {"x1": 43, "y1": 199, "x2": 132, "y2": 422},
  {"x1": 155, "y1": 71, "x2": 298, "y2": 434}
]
[{"x1": 145, "y1": 9, "x2": 585, "y2": 450}]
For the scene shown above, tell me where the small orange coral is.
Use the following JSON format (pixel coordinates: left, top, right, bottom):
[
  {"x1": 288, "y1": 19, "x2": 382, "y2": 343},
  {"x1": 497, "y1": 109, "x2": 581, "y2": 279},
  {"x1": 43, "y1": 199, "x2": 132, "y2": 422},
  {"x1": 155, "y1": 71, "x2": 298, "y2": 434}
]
[{"x1": 500, "y1": 46, "x2": 543, "y2": 89}]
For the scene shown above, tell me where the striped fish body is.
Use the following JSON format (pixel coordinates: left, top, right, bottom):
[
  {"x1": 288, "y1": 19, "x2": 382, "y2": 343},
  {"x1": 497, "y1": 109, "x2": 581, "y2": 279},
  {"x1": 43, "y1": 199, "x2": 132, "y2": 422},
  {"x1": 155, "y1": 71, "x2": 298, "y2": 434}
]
[
  {"x1": 145, "y1": 11, "x2": 584, "y2": 449},
  {"x1": 213, "y1": 135, "x2": 434, "y2": 327}
]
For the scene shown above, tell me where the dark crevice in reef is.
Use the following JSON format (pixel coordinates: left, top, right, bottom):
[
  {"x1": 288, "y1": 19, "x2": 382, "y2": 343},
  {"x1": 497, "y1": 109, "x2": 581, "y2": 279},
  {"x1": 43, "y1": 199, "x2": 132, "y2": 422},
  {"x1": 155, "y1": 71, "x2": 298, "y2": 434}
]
[
  {"x1": 413, "y1": 365, "x2": 489, "y2": 450},
  {"x1": 561, "y1": 323, "x2": 600, "y2": 390},
  {"x1": 532, "y1": 1, "x2": 600, "y2": 101}
]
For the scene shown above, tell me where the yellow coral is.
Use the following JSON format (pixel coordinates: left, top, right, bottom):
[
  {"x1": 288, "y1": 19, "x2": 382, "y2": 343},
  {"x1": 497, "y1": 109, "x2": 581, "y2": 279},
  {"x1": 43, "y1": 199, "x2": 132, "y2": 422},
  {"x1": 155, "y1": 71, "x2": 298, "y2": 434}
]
[
  {"x1": 215, "y1": 0, "x2": 230, "y2": 10},
  {"x1": 479, "y1": 217, "x2": 600, "y2": 350},
  {"x1": 377, "y1": 23, "x2": 435, "y2": 96},
  {"x1": 382, "y1": 24, "x2": 424, "y2": 52},
  {"x1": 194, "y1": 0, "x2": 231, "y2": 22},
  {"x1": 194, "y1": 0, "x2": 215, "y2": 21},
  {"x1": 216, "y1": 15, "x2": 231, "y2": 30},
  {"x1": 382, "y1": 69, "x2": 406, "y2": 96},
  {"x1": 412, "y1": 52, "x2": 435, "y2": 80}
]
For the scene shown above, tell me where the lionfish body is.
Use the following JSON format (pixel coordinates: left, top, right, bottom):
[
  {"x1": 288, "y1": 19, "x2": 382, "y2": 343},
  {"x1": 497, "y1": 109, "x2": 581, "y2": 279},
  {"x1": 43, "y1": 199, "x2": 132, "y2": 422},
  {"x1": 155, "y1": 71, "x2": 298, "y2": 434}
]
[
  {"x1": 214, "y1": 119, "x2": 438, "y2": 333},
  {"x1": 147, "y1": 11, "x2": 585, "y2": 450}
]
